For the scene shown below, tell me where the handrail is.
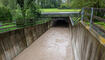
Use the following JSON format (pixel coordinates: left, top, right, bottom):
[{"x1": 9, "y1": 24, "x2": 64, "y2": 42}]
[
  {"x1": 85, "y1": 13, "x2": 105, "y2": 22},
  {"x1": 82, "y1": 7, "x2": 105, "y2": 39},
  {"x1": 84, "y1": 8, "x2": 105, "y2": 12}
]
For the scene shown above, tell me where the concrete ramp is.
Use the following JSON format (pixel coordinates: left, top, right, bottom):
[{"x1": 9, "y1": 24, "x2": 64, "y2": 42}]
[{"x1": 13, "y1": 27, "x2": 74, "y2": 60}]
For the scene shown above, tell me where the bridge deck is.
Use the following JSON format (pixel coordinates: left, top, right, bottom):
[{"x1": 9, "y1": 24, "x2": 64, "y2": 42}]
[
  {"x1": 13, "y1": 26, "x2": 74, "y2": 60},
  {"x1": 42, "y1": 12, "x2": 80, "y2": 15},
  {"x1": 41, "y1": 12, "x2": 80, "y2": 17}
]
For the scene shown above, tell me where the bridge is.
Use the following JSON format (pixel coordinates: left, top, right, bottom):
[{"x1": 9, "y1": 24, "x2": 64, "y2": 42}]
[{"x1": 0, "y1": 8, "x2": 105, "y2": 60}]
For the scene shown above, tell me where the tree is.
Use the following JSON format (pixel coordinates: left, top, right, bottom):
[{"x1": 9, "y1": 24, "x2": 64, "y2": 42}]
[
  {"x1": 16, "y1": 0, "x2": 40, "y2": 19},
  {"x1": 70, "y1": 0, "x2": 105, "y2": 8},
  {"x1": 36, "y1": 0, "x2": 63, "y2": 8},
  {"x1": 15, "y1": 0, "x2": 41, "y2": 26}
]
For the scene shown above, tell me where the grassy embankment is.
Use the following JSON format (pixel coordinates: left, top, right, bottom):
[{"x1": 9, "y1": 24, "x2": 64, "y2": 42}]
[
  {"x1": 0, "y1": 19, "x2": 51, "y2": 33},
  {"x1": 1, "y1": 9, "x2": 105, "y2": 32},
  {"x1": 0, "y1": 8, "x2": 80, "y2": 33},
  {"x1": 86, "y1": 22, "x2": 105, "y2": 30}
]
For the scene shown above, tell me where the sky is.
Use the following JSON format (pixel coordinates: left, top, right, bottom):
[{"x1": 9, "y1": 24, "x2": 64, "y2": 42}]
[{"x1": 62, "y1": 0, "x2": 67, "y2": 3}]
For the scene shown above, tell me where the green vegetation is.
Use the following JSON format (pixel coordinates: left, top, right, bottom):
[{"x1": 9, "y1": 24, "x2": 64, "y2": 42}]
[
  {"x1": 36, "y1": 0, "x2": 71, "y2": 9},
  {"x1": 70, "y1": 0, "x2": 105, "y2": 8},
  {"x1": 0, "y1": 0, "x2": 105, "y2": 33},
  {"x1": 0, "y1": 6, "x2": 12, "y2": 22},
  {"x1": 86, "y1": 22, "x2": 105, "y2": 29},
  {"x1": 69, "y1": 0, "x2": 105, "y2": 30},
  {"x1": 0, "y1": 27, "x2": 17, "y2": 33},
  {"x1": 94, "y1": 22, "x2": 105, "y2": 29},
  {"x1": 35, "y1": 18, "x2": 51, "y2": 25},
  {"x1": 0, "y1": 23, "x2": 17, "y2": 33},
  {"x1": 0, "y1": 18, "x2": 51, "y2": 33},
  {"x1": 59, "y1": 4, "x2": 70, "y2": 9},
  {"x1": 0, "y1": 0, "x2": 44, "y2": 33},
  {"x1": 0, "y1": 24, "x2": 15, "y2": 29},
  {"x1": 15, "y1": 0, "x2": 41, "y2": 27},
  {"x1": 40, "y1": 8, "x2": 81, "y2": 13},
  {"x1": 35, "y1": 0, "x2": 62, "y2": 8}
]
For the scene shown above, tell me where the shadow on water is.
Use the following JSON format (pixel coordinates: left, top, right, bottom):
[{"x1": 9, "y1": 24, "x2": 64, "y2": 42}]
[{"x1": 52, "y1": 20, "x2": 69, "y2": 27}]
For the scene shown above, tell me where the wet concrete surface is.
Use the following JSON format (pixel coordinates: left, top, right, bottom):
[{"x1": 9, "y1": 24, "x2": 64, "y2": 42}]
[{"x1": 14, "y1": 21, "x2": 74, "y2": 60}]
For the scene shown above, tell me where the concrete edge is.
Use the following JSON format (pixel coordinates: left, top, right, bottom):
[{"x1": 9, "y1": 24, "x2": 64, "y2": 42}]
[{"x1": 80, "y1": 21, "x2": 105, "y2": 46}]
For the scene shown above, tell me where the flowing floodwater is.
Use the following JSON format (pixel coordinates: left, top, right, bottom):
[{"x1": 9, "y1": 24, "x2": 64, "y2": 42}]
[
  {"x1": 13, "y1": 20, "x2": 74, "y2": 60},
  {"x1": 13, "y1": 19, "x2": 105, "y2": 60}
]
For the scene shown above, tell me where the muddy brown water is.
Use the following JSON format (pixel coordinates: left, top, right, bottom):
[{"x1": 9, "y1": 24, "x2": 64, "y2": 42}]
[
  {"x1": 13, "y1": 20, "x2": 105, "y2": 60},
  {"x1": 13, "y1": 20, "x2": 74, "y2": 60}
]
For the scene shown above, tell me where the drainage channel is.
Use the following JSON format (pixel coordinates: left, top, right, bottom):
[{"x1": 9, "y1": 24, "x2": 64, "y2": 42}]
[{"x1": 13, "y1": 19, "x2": 74, "y2": 60}]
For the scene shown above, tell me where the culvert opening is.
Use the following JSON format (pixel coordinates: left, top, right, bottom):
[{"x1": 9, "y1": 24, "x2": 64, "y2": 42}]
[{"x1": 52, "y1": 20, "x2": 69, "y2": 27}]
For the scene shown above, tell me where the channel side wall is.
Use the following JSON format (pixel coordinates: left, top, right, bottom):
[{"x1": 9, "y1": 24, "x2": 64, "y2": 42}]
[
  {"x1": 0, "y1": 21, "x2": 51, "y2": 60},
  {"x1": 69, "y1": 23, "x2": 105, "y2": 60}
]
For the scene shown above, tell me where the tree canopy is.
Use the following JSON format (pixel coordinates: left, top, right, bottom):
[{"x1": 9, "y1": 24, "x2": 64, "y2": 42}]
[
  {"x1": 35, "y1": 0, "x2": 63, "y2": 8},
  {"x1": 70, "y1": 0, "x2": 105, "y2": 8}
]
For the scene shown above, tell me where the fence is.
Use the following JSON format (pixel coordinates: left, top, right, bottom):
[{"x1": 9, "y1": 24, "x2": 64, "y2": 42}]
[
  {"x1": 69, "y1": 8, "x2": 105, "y2": 60},
  {"x1": 69, "y1": 12, "x2": 81, "y2": 26},
  {"x1": 0, "y1": 20, "x2": 52, "y2": 60},
  {"x1": 81, "y1": 8, "x2": 105, "y2": 38},
  {"x1": 0, "y1": 18, "x2": 51, "y2": 33}
]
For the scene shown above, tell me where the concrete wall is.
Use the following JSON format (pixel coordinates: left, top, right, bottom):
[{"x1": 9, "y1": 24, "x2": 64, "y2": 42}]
[
  {"x1": 0, "y1": 21, "x2": 51, "y2": 60},
  {"x1": 69, "y1": 23, "x2": 105, "y2": 60}
]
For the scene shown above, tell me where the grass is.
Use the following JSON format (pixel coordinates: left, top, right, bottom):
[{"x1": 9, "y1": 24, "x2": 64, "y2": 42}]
[
  {"x1": 85, "y1": 21, "x2": 105, "y2": 29},
  {"x1": 71, "y1": 17, "x2": 81, "y2": 24},
  {"x1": 0, "y1": 8, "x2": 80, "y2": 33},
  {"x1": 94, "y1": 22, "x2": 105, "y2": 29},
  {"x1": 0, "y1": 19, "x2": 51, "y2": 33},
  {"x1": 0, "y1": 27, "x2": 17, "y2": 33},
  {"x1": 0, "y1": 24, "x2": 16, "y2": 29},
  {"x1": 0, "y1": 23, "x2": 17, "y2": 33},
  {"x1": 35, "y1": 18, "x2": 51, "y2": 25},
  {"x1": 40, "y1": 8, "x2": 81, "y2": 13}
]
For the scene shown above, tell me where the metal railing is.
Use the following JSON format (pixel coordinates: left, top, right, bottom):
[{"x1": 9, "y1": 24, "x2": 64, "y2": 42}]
[
  {"x1": 81, "y1": 8, "x2": 105, "y2": 38},
  {"x1": 0, "y1": 18, "x2": 51, "y2": 33},
  {"x1": 69, "y1": 11, "x2": 81, "y2": 26},
  {"x1": 69, "y1": 8, "x2": 105, "y2": 38}
]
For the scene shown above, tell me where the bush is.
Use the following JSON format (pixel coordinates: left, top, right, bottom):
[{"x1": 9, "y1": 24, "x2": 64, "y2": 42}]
[
  {"x1": 14, "y1": 3, "x2": 41, "y2": 27},
  {"x1": 25, "y1": 3, "x2": 41, "y2": 26},
  {"x1": 16, "y1": 16, "x2": 25, "y2": 27},
  {"x1": 0, "y1": 6, "x2": 12, "y2": 22},
  {"x1": 14, "y1": 9, "x2": 25, "y2": 27},
  {"x1": 58, "y1": 4, "x2": 71, "y2": 9}
]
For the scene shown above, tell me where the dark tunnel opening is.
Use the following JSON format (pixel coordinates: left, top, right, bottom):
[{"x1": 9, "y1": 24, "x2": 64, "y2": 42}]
[{"x1": 52, "y1": 20, "x2": 69, "y2": 27}]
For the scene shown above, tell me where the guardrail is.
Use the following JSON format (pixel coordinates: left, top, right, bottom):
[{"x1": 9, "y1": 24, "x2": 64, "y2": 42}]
[
  {"x1": 0, "y1": 18, "x2": 51, "y2": 33},
  {"x1": 69, "y1": 8, "x2": 105, "y2": 39},
  {"x1": 69, "y1": 11, "x2": 81, "y2": 26},
  {"x1": 81, "y1": 8, "x2": 105, "y2": 38},
  {"x1": 0, "y1": 22, "x2": 17, "y2": 33}
]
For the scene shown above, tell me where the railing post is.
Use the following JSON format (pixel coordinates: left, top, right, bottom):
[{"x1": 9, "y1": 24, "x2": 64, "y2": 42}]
[
  {"x1": 0, "y1": 22, "x2": 3, "y2": 32},
  {"x1": 81, "y1": 8, "x2": 84, "y2": 23},
  {"x1": 90, "y1": 8, "x2": 94, "y2": 29},
  {"x1": 69, "y1": 16, "x2": 74, "y2": 26}
]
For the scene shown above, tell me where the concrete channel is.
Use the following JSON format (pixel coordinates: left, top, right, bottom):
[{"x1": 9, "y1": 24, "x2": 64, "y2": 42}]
[
  {"x1": 0, "y1": 17, "x2": 105, "y2": 60},
  {"x1": 14, "y1": 18, "x2": 105, "y2": 60},
  {"x1": 13, "y1": 20, "x2": 74, "y2": 60}
]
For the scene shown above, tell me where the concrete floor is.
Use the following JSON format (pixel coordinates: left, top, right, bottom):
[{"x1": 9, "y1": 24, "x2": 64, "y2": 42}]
[{"x1": 13, "y1": 26, "x2": 74, "y2": 60}]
